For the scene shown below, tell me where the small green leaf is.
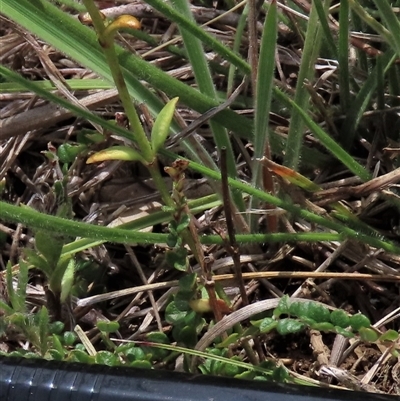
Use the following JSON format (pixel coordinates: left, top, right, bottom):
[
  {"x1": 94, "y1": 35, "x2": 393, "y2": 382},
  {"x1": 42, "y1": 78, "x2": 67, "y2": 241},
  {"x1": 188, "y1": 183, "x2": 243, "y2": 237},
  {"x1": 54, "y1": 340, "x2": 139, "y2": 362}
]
[
  {"x1": 51, "y1": 334, "x2": 65, "y2": 355},
  {"x1": 271, "y1": 365, "x2": 290, "y2": 382},
  {"x1": 306, "y1": 303, "x2": 331, "y2": 323},
  {"x1": 38, "y1": 306, "x2": 49, "y2": 356},
  {"x1": 276, "y1": 318, "x2": 305, "y2": 335},
  {"x1": 57, "y1": 143, "x2": 87, "y2": 163},
  {"x1": 235, "y1": 371, "x2": 256, "y2": 380},
  {"x1": 250, "y1": 319, "x2": 263, "y2": 328},
  {"x1": 176, "y1": 325, "x2": 197, "y2": 347},
  {"x1": 151, "y1": 97, "x2": 179, "y2": 153},
  {"x1": 330, "y1": 309, "x2": 350, "y2": 328},
  {"x1": 49, "y1": 257, "x2": 70, "y2": 295},
  {"x1": 299, "y1": 317, "x2": 316, "y2": 327},
  {"x1": 5, "y1": 262, "x2": 16, "y2": 311},
  {"x1": 183, "y1": 310, "x2": 199, "y2": 326},
  {"x1": 130, "y1": 360, "x2": 152, "y2": 369},
  {"x1": 259, "y1": 359, "x2": 278, "y2": 371},
  {"x1": 97, "y1": 320, "x2": 120, "y2": 333},
  {"x1": 379, "y1": 329, "x2": 399, "y2": 342},
  {"x1": 259, "y1": 318, "x2": 278, "y2": 333},
  {"x1": 166, "y1": 248, "x2": 188, "y2": 271},
  {"x1": 24, "y1": 249, "x2": 52, "y2": 277},
  {"x1": 86, "y1": 146, "x2": 145, "y2": 164},
  {"x1": 349, "y1": 313, "x2": 371, "y2": 331},
  {"x1": 7, "y1": 350, "x2": 37, "y2": 359},
  {"x1": 253, "y1": 375, "x2": 268, "y2": 381},
  {"x1": 202, "y1": 350, "x2": 222, "y2": 375},
  {"x1": 166, "y1": 233, "x2": 178, "y2": 247},
  {"x1": 176, "y1": 214, "x2": 190, "y2": 233},
  {"x1": 310, "y1": 322, "x2": 334, "y2": 332},
  {"x1": 178, "y1": 272, "x2": 197, "y2": 292},
  {"x1": 220, "y1": 362, "x2": 240, "y2": 377},
  {"x1": 0, "y1": 301, "x2": 13, "y2": 315},
  {"x1": 49, "y1": 321, "x2": 64, "y2": 335},
  {"x1": 63, "y1": 331, "x2": 77, "y2": 346},
  {"x1": 16, "y1": 260, "x2": 29, "y2": 305},
  {"x1": 335, "y1": 327, "x2": 355, "y2": 338},
  {"x1": 75, "y1": 344, "x2": 87, "y2": 352},
  {"x1": 359, "y1": 327, "x2": 379, "y2": 343},
  {"x1": 288, "y1": 301, "x2": 302, "y2": 318},
  {"x1": 293, "y1": 301, "x2": 330, "y2": 323},
  {"x1": 25, "y1": 352, "x2": 41, "y2": 359},
  {"x1": 5, "y1": 259, "x2": 29, "y2": 314},
  {"x1": 165, "y1": 301, "x2": 187, "y2": 324},
  {"x1": 198, "y1": 364, "x2": 210, "y2": 375},
  {"x1": 216, "y1": 333, "x2": 239, "y2": 348},
  {"x1": 35, "y1": 231, "x2": 63, "y2": 268},
  {"x1": 174, "y1": 295, "x2": 192, "y2": 312},
  {"x1": 60, "y1": 258, "x2": 76, "y2": 303},
  {"x1": 142, "y1": 344, "x2": 169, "y2": 361},
  {"x1": 146, "y1": 331, "x2": 169, "y2": 344},
  {"x1": 77, "y1": 129, "x2": 105, "y2": 145},
  {"x1": 274, "y1": 295, "x2": 290, "y2": 317},
  {"x1": 95, "y1": 350, "x2": 119, "y2": 366},
  {"x1": 47, "y1": 349, "x2": 64, "y2": 361},
  {"x1": 68, "y1": 349, "x2": 93, "y2": 364},
  {"x1": 124, "y1": 346, "x2": 147, "y2": 362}
]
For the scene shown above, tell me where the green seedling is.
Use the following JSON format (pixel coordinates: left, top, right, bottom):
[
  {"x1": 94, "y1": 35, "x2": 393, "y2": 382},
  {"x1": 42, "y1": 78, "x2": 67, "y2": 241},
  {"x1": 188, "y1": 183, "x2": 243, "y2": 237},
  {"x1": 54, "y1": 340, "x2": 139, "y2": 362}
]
[{"x1": 250, "y1": 296, "x2": 399, "y2": 354}]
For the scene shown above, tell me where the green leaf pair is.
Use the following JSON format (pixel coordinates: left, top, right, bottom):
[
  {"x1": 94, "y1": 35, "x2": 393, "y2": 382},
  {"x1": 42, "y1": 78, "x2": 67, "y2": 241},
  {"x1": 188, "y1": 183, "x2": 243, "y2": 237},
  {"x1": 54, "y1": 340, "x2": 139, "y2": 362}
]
[{"x1": 87, "y1": 97, "x2": 179, "y2": 165}]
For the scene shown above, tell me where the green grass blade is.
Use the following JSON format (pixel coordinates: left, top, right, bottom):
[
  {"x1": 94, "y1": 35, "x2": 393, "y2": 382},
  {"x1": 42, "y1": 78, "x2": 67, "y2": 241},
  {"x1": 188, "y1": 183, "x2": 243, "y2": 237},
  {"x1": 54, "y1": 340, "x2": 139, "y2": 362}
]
[
  {"x1": 227, "y1": 4, "x2": 249, "y2": 95},
  {"x1": 338, "y1": 0, "x2": 351, "y2": 113},
  {"x1": 143, "y1": 0, "x2": 250, "y2": 75},
  {"x1": 284, "y1": 0, "x2": 329, "y2": 170},
  {"x1": 372, "y1": 0, "x2": 400, "y2": 56},
  {"x1": 348, "y1": 0, "x2": 393, "y2": 50},
  {"x1": 170, "y1": 0, "x2": 241, "y2": 208},
  {"x1": 341, "y1": 50, "x2": 397, "y2": 150},
  {"x1": 252, "y1": 0, "x2": 277, "y2": 179},
  {"x1": 0, "y1": 79, "x2": 112, "y2": 92},
  {"x1": 274, "y1": 88, "x2": 371, "y2": 181},
  {"x1": 0, "y1": 201, "x2": 170, "y2": 244},
  {"x1": 249, "y1": 0, "x2": 277, "y2": 227},
  {"x1": 312, "y1": 0, "x2": 338, "y2": 58}
]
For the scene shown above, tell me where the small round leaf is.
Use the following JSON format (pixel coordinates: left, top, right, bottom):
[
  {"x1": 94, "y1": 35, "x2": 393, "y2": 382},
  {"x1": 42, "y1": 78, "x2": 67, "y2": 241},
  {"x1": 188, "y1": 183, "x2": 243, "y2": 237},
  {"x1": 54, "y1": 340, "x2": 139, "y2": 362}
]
[
  {"x1": 349, "y1": 313, "x2": 371, "y2": 331},
  {"x1": 330, "y1": 309, "x2": 350, "y2": 328},
  {"x1": 276, "y1": 318, "x2": 305, "y2": 335},
  {"x1": 359, "y1": 327, "x2": 379, "y2": 343}
]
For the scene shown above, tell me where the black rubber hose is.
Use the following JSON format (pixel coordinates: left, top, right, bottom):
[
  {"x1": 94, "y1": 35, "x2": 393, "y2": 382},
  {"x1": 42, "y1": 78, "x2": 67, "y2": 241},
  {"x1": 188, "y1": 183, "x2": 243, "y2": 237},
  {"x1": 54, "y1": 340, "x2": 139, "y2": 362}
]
[{"x1": 0, "y1": 356, "x2": 396, "y2": 400}]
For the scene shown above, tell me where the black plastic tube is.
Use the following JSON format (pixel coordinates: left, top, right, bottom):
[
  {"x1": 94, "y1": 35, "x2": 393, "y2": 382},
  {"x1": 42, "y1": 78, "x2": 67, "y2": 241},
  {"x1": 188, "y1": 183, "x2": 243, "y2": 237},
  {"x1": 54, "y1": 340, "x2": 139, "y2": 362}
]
[{"x1": 0, "y1": 356, "x2": 396, "y2": 400}]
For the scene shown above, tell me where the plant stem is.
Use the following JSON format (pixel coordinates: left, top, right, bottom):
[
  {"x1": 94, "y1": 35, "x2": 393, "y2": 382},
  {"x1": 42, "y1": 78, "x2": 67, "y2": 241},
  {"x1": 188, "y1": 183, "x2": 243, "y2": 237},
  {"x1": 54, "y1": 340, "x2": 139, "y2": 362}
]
[{"x1": 82, "y1": 0, "x2": 173, "y2": 207}]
